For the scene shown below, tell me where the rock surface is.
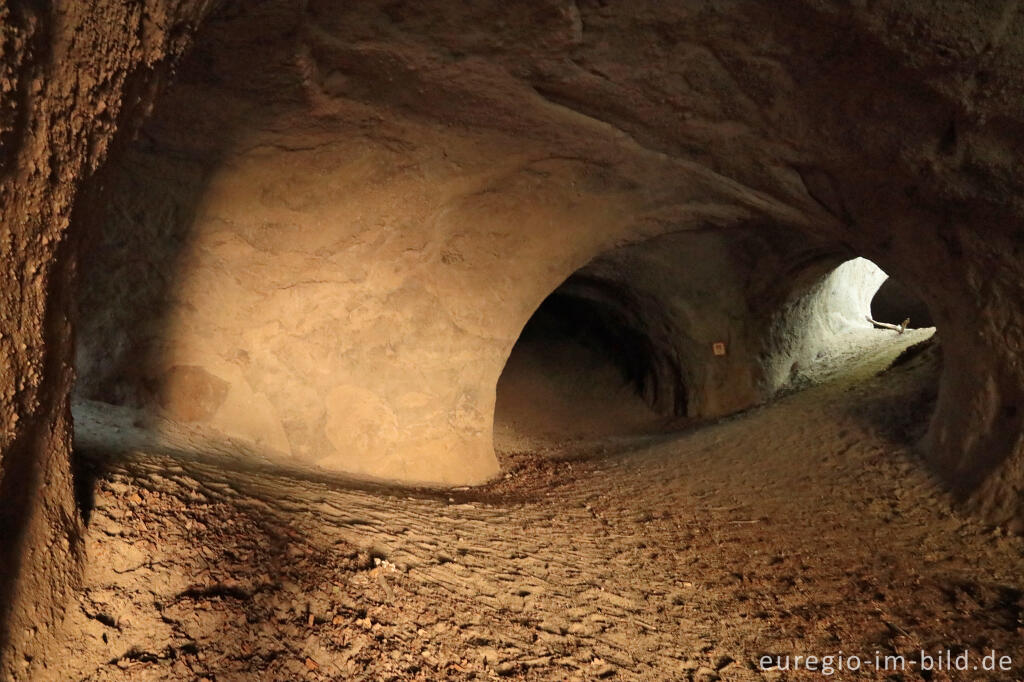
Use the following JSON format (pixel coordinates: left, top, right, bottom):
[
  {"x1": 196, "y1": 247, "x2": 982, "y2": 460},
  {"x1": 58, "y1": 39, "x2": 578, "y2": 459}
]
[
  {"x1": 58, "y1": 329, "x2": 1024, "y2": 681},
  {"x1": 0, "y1": 2, "x2": 209, "y2": 676},
  {"x1": 4, "y1": 0, "x2": 1024, "y2": 674},
  {"x1": 74, "y1": 0, "x2": 912, "y2": 488}
]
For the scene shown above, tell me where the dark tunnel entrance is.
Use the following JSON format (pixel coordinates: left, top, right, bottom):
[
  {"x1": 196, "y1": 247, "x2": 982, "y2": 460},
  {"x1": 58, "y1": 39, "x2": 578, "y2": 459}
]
[
  {"x1": 493, "y1": 273, "x2": 686, "y2": 448},
  {"x1": 871, "y1": 276, "x2": 935, "y2": 329}
]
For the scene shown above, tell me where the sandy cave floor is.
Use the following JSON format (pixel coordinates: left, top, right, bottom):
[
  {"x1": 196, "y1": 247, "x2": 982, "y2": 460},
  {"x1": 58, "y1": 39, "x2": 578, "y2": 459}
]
[{"x1": 58, "y1": 328, "x2": 1024, "y2": 681}]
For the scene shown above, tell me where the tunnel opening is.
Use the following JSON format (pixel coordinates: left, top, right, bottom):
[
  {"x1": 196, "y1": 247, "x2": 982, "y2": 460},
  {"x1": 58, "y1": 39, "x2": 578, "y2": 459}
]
[
  {"x1": 494, "y1": 244, "x2": 942, "y2": 457},
  {"x1": 760, "y1": 256, "x2": 915, "y2": 390},
  {"x1": 493, "y1": 272, "x2": 683, "y2": 448},
  {"x1": 871, "y1": 275, "x2": 935, "y2": 329}
]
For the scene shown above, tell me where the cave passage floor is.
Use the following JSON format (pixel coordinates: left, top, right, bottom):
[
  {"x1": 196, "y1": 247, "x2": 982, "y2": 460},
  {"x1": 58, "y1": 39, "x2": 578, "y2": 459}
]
[{"x1": 61, "y1": 328, "x2": 1024, "y2": 681}]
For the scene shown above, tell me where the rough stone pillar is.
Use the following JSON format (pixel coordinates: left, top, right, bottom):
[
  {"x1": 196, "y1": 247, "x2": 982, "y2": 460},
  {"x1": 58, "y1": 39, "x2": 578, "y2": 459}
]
[
  {"x1": 0, "y1": 2, "x2": 208, "y2": 676},
  {"x1": 923, "y1": 227, "x2": 1024, "y2": 527}
]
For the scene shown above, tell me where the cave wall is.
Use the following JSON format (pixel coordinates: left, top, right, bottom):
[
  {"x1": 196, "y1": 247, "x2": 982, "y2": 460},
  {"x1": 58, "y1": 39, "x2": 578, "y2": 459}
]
[
  {"x1": 5, "y1": 0, "x2": 1024, "y2": 671},
  {"x1": 77, "y1": 160, "x2": 878, "y2": 481},
  {"x1": 551, "y1": 235, "x2": 887, "y2": 421},
  {"x1": 75, "y1": 111, "x2": 813, "y2": 484},
  {"x1": 0, "y1": 1, "x2": 210, "y2": 676},
  {"x1": 73, "y1": 0, "x2": 1024, "y2": 514},
  {"x1": 761, "y1": 4, "x2": 1024, "y2": 525},
  {"x1": 74, "y1": 1, "x2": 836, "y2": 486}
]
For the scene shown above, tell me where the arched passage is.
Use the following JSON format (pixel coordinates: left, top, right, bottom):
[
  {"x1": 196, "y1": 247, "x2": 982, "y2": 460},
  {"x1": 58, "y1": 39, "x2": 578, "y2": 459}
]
[
  {"x1": 871, "y1": 276, "x2": 935, "y2": 329},
  {"x1": 493, "y1": 223, "x2": 919, "y2": 453},
  {"x1": 494, "y1": 274, "x2": 683, "y2": 447}
]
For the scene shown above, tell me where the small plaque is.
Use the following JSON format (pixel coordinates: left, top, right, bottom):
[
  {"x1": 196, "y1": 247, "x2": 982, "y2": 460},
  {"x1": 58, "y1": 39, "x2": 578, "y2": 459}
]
[{"x1": 712, "y1": 341, "x2": 727, "y2": 356}]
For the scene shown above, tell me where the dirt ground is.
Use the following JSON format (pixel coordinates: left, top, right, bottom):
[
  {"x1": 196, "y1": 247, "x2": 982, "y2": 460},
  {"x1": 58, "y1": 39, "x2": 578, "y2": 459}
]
[{"x1": 59, "y1": 327, "x2": 1024, "y2": 681}]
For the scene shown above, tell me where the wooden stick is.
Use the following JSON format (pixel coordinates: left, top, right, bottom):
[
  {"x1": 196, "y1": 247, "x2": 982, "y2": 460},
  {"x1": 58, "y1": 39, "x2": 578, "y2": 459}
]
[{"x1": 866, "y1": 315, "x2": 910, "y2": 333}]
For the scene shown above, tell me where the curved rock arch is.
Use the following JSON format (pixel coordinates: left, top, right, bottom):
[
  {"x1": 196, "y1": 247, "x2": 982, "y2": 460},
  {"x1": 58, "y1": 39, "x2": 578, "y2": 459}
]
[{"x1": 494, "y1": 222, "x2": 899, "y2": 446}]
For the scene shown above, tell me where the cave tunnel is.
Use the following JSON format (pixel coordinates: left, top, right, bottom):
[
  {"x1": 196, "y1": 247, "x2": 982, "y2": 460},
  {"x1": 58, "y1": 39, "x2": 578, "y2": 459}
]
[
  {"x1": 3, "y1": 1, "x2": 1024, "y2": 679},
  {"x1": 494, "y1": 234, "x2": 938, "y2": 456},
  {"x1": 871, "y1": 276, "x2": 936, "y2": 330},
  {"x1": 494, "y1": 273, "x2": 684, "y2": 448}
]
